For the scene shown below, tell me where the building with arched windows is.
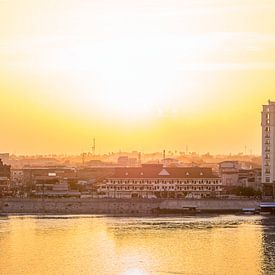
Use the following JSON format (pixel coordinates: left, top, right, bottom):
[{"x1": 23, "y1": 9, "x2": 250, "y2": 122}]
[{"x1": 98, "y1": 164, "x2": 222, "y2": 199}]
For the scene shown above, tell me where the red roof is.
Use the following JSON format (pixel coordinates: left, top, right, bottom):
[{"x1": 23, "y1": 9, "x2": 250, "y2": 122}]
[{"x1": 108, "y1": 165, "x2": 218, "y2": 179}]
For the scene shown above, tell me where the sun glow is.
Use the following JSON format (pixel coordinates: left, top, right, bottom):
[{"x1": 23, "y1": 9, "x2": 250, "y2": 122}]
[{"x1": 1, "y1": 0, "x2": 275, "y2": 154}]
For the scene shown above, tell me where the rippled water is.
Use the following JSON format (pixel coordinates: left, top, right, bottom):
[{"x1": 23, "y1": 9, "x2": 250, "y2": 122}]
[{"x1": 0, "y1": 214, "x2": 275, "y2": 274}]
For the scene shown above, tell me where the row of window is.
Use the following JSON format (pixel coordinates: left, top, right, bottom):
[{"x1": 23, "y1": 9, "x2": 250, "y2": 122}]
[
  {"x1": 100, "y1": 186, "x2": 221, "y2": 191},
  {"x1": 108, "y1": 180, "x2": 221, "y2": 184}
]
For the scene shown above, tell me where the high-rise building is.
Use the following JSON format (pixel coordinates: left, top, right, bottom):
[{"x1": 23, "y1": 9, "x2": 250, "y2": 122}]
[{"x1": 262, "y1": 100, "x2": 275, "y2": 196}]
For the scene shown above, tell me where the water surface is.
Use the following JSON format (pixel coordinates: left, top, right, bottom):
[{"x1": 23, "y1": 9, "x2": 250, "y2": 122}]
[{"x1": 0, "y1": 214, "x2": 275, "y2": 274}]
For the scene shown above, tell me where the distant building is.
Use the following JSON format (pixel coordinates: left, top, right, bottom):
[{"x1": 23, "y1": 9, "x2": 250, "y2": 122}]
[
  {"x1": 0, "y1": 176, "x2": 10, "y2": 196},
  {"x1": 117, "y1": 156, "x2": 129, "y2": 166},
  {"x1": 219, "y1": 161, "x2": 262, "y2": 192},
  {"x1": 11, "y1": 169, "x2": 24, "y2": 186},
  {"x1": 0, "y1": 153, "x2": 9, "y2": 164},
  {"x1": 98, "y1": 164, "x2": 222, "y2": 199},
  {"x1": 238, "y1": 168, "x2": 262, "y2": 191},
  {"x1": 117, "y1": 156, "x2": 138, "y2": 167},
  {"x1": 34, "y1": 175, "x2": 80, "y2": 197},
  {"x1": 219, "y1": 161, "x2": 240, "y2": 188},
  {"x1": 161, "y1": 158, "x2": 180, "y2": 167},
  {"x1": 0, "y1": 159, "x2": 11, "y2": 178},
  {"x1": 0, "y1": 159, "x2": 11, "y2": 196},
  {"x1": 22, "y1": 166, "x2": 76, "y2": 188},
  {"x1": 262, "y1": 100, "x2": 275, "y2": 197}
]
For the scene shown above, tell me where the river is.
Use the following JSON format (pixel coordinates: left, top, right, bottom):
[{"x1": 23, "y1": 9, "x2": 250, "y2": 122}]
[{"x1": 0, "y1": 215, "x2": 275, "y2": 274}]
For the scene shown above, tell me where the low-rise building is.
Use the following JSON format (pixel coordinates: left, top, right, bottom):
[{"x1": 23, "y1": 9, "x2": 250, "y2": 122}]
[
  {"x1": 98, "y1": 164, "x2": 222, "y2": 199},
  {"x1": 117, "y1": 156, "x2": 138, "y2": 167},
  {"x1": 0, "y1": 176, "x2": 10, "y2": 196},
  {"x1": 0, "y1": 159, "x2": 11, "y2": 196},
  {"x1": 219, "y1": 161, "x2": 240, "y2": 188},
  {"x1": 22, "y1": 166, "x2": 77, "y2": 188},
  {"x1": 219, "y1": 161, "x2": 262, "y2": 192},
  {"x1": 11, "y1": 169, "x2": 24, "y2": 186},
  {"x1": 238, "y1": 168, "x2": 262, "y2": 191},
  {"x1": 34, "y1": 176, "x2": 80, "y2": 197}
]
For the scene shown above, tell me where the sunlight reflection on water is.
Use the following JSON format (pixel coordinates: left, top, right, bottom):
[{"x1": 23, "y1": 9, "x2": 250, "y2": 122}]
[{"x1": 0, "y1": 215, "x2": 274, "y2": 274}]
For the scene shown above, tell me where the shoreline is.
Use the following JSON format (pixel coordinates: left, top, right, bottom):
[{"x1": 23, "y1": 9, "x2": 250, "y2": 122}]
[{"x1": 0, "y1": 198, "x2": 261, "y2": 215}]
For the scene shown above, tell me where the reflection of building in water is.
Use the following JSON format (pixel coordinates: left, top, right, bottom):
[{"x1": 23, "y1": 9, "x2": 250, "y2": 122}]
[{"x1": 261, "y1": 217, "x2": 275, "y2": 274}]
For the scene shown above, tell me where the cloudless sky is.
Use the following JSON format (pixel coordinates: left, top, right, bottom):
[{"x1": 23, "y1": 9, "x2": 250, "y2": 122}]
[{"x1": 1, "y1": 0, "x2": 275, "y2": 154}]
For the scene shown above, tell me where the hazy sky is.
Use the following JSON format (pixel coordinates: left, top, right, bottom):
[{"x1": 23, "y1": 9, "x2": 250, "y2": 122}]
[{"x1": 1, "y1": 0, "x2": 275, "y2": 155}]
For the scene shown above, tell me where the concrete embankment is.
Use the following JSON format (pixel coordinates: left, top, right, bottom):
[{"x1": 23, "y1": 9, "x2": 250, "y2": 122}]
[{"x1": 0, "y1": 198, "x2": 260, "y2": 215}]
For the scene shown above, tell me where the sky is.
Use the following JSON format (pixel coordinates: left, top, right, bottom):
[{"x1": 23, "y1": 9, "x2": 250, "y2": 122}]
[{"x1": 0, "y1": 0, "x2": 275, "y2": 155}]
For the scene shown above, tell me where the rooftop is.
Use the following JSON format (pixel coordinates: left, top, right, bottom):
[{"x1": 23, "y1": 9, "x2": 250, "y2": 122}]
[{"x1": 108, "y1": 166, "x2": 219, "y2": 179}]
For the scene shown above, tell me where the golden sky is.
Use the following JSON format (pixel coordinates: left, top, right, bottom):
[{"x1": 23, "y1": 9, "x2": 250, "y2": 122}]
[{"x1": 1, "y1": 0, "x2": 275, "y2": 155}]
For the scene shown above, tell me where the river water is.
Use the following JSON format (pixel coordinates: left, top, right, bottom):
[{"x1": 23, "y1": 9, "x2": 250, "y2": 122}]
[{"x1": 0, "y1": 215, "x2": 275, "y2": 274}]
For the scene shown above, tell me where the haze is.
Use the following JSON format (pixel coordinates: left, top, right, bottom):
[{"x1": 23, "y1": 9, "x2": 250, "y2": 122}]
[{"x1": 1, "y1": 0, "x2": 275, "y2": 154}]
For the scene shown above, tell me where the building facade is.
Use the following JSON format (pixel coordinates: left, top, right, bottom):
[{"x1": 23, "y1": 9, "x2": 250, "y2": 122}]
[
  {"x1": 219, "y1": 161, "x2": 240, "y2": 189},
  {"x1": 11, "y1": 169, "x2": 24, "y2": 186},
  {"x1": 0, "y1": 159, "x2": 11, "y2": 196},
  {"x1": 219, "y1": 161, "x2": 262, "y2": 192},
  {"x1": 262, "y1": 100, "x2": 275, "y2": 196},
  {"x1": 98, "y1": 164, "x2": 222, "y2": 199}
]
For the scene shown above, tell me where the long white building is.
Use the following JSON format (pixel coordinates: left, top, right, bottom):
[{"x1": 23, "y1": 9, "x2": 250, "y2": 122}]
[
  {"x1": 262, "y1": 100, "x2": 275, "y2": 195},
  {"x1": 98, "y1": 164, "x2": 222, "y2": 199}
]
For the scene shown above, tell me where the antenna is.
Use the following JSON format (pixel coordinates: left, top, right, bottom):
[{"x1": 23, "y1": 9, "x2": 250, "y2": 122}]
[
  {"x1": 81, "y1": 152, "x2": 86, "y2": 165},
  {"x1": 138, "y1": 152, "x2": 141, "y2": 166},
  {"x1": 92, "y1": 138, "x2": 96, "y2": 155}
]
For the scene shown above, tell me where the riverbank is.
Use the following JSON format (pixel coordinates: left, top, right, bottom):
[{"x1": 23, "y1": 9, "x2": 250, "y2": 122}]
[{"x1": 0, "y1": 198, "x2": 260, "y2": 215}]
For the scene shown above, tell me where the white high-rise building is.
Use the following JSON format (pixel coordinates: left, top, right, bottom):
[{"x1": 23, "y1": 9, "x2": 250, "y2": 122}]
[{"x1": 262, "y1": 100, "x2": 275, "y2": 186}]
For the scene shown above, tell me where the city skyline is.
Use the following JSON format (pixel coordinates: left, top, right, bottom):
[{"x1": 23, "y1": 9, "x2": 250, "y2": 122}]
[
  {"x1": 1, "y1": 0, "x2": 275, "y2": 155},
  {"x1": 1, "y1": 2, "x2": 275, "y2": 274}
]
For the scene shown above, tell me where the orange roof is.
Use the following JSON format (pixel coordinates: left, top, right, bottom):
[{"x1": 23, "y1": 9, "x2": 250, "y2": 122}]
[{"x1": 108, "y1": 166, "x2": 218, "y2": 179}]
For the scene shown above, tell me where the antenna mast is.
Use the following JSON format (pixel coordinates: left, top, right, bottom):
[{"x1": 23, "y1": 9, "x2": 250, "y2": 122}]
[{"x1": 92, "y1": 138, "x2": 96, "y2": 156}]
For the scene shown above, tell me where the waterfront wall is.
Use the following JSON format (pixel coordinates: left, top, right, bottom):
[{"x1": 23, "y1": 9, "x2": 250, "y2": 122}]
[
  {"x1": 0, "y1": 198, "x2": 260, "y2": 215},
  {"x1": 0, "y1": 198, "x2": 160, "y2": 215}
]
